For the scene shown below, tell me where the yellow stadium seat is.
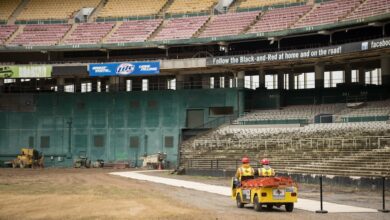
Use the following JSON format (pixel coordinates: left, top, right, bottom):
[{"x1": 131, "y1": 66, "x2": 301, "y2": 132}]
[
  {"x1": 0, "y1": 0, "x2": 21, "y2": 21},
  {"x1": 166, "y1": 0, "x2": 218, "y2": 14},
  {"x1": 17, "y1": 0, "x2": 100, "y2": 21},
  {"x1": 239, "y1": 0, "x2": 306, "y2": 9},
  {"x1": 98, "y1": 0, "x2": 167, "y2": 18}
]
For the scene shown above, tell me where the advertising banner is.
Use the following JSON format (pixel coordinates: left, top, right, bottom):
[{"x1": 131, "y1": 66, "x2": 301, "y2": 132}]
[
  {"x1": 206, "y1": 37, "x2": 390, "y2": 66},
  {"x1": 0, "y1": 65, "x2": 52, "y2": 78},
  {"x1": 89, "y1": 62, "x2": 160, "y2": 77}
]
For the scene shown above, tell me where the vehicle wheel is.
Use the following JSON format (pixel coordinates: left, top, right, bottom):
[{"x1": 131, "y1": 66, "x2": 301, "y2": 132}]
[
  {"x1": 285, "y1": 203, "x2": 294, "y2": 212},
  {"x1": 267, "y1": 204, "x2": 273, "y2": 211},
  {"x1": 253, "y1": 195, "x2": 262, "y2": 212},
  {"x1": 236, "y1": 194, "x2": 244, "y2": 208}
]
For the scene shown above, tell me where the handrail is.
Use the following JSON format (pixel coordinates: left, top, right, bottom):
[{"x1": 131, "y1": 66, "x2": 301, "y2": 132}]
[
  {"x1": 193, "y1": 111, "x2": 239, "y2": 129},
  {"x1": 192, "y1": 136, "x2": 390, "y2": 150}
]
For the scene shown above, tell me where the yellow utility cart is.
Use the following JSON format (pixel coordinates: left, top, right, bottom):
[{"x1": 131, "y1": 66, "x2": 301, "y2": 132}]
[{"x1": 232, "y1": 176, "x2": 298, "y2": 212}]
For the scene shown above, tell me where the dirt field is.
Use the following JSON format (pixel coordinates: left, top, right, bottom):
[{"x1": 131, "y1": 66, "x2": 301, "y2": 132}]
[{"x1": 0, "y1": 169, "x2": 389, "y2": 220}]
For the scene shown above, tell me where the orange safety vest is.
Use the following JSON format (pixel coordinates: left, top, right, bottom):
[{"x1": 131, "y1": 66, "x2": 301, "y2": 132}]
[
  {"x1": 258, "y1": 167, "x2": 275, "y2": 177},
  {"x1": 236, "y1": 165, "x2": 254, "y2": 180}
]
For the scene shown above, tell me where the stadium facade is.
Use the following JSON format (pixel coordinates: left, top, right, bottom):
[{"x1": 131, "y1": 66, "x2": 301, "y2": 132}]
[{"x1": 0, "y1": 0, "x2": 389, "y2": 168}]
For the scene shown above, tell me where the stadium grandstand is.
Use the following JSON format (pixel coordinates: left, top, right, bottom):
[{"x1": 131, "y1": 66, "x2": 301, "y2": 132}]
[{"x1": 0, "y1": 0, "x2": 390, "y2": 182}]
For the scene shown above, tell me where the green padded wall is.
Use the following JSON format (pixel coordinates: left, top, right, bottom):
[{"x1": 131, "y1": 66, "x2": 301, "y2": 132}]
[{"x1": 0, "y1": 88, "x2": 241, "y2": 167}]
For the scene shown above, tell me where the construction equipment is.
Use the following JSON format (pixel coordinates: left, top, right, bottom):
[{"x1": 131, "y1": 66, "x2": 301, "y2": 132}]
[
  {"x1": 12, "y1": 148, "x2": 44, "y2": 168},
  {"x1": 140, "y1": 152, "x2": 167, "y2": 169},
  {"x1": 92, "y1": 159, "x2": 104, "y2": 168},
  {"x1": 232, "y1": 176, "x2": 298, "y2": 212},
  {"x1": 73, "y1": 151, "x2": 91, "y2": 168}
]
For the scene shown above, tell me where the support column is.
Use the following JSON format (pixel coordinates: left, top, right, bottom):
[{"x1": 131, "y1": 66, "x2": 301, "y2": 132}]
[
  {"x1": 344, "y1": 64, "x2": 352, "y2": 84},
  {"x1": 118, "y1": 77, "x2": 126, "y2": 91},
  {"x1": 132, "y1": 78, "x2": 141, "y2": 91},
  {"x1": 109, "y1": 76, "x2": 119, "y2": 92},
  {"x1": 201, "y1": 75, "x2": 209, "y2": 89},
  {"x1": 289, "y1": 73, "x2": 295, "y2": 90},
  {"x1": 358, "y1": 67, "x2": 366, "y2": 85},
  {"x1": 315, "y1": 63, "x2": 325, "y2": 89},
  {"x1": 277, "y1": 71, "x2": 284, "y2": 90},
  {"x1": 381, "y1": 55, "x2": 390, "y2": 85},
  {"x1": 224, "y1": 76, "x2": 230, "y2": 88},
  {"x1": 0, "y1": 78, "x2": 4, "y2": 93},
  {"x1": 176, "y1": 74, "x2": 184, "y2": 90},
  {"x1": 259, "y1": 69, "x2": 266, "y2": 88},
  {"x1": 56, "y1": 78, "x2": 65, "y2": 92},
  {"x1": 232, "y1": 73, "x2": 237, "y2": 88},
  {"x1": 237, "y1": 71, "x2": 245, "y2": 88},
  {"x1": 214, "y1": 76, "x2": 220, "y2": 89},
  {"x1": 155, "y1": 77, "x2": 165, "y2": 90},
  {"x1": 74, "y1": 78, "x2": 81, "y2": 93},
  {"x1": 91, "y1": 78, "x2": 98, "y2": 92}
]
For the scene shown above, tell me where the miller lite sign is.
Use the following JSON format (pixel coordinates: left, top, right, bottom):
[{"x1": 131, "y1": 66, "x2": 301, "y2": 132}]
[{"x1": 89, "y1": 62, "x2": 160, "y2": 76}]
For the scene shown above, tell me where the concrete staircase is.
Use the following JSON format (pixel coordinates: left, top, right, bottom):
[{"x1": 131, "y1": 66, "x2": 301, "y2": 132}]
[
  {"x1": 192, "y1": 16, "x2": 213, "y2": 38},
  {"x1": 58, "y1": 24, "x2": 78, "y2": 45},
  {"x1": 7, "y1": 0, "x2": 29, "y2": 25},
  {"x1": 341, "y1": 0, "x2": 368, "y2": 21},
  {"x1": 87, "y1": 0, "x2": 108, "y2": 22},
  {"x1": 290, "y1": 3, "x2": 317, "y2": 28},
  {"x1": 146, "y1": 19, "x2": 167, "y2": 41},
  {"x1": 100, "y1": 21, "x2": 123, "y2": 44},
  {"x1": 157, "y1": 0, "x2": 175, "y2": 18},
  {"x1": 240, "y1": 11, "x2": 262, "y2": 34},
  {"x1": 4, "y1": 25, "x2": 24, "y2": 45}
]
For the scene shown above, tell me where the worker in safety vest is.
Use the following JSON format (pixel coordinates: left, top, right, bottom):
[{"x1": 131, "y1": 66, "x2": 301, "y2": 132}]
[
  {"x1": 258, "y1": 158, "x2": 275, "y2": 177},
  {"x1": 235, "y1": 156, "x2": 255, "y2": 181}
]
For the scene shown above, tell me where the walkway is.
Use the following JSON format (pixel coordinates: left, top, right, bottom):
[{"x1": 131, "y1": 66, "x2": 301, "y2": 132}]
[{"x1": 110, "y1": 171, "x2": 378, "y2": 213}]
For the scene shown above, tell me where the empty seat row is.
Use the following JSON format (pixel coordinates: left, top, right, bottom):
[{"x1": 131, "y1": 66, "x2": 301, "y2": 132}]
[
  {"x1": 153, "y1": 16, "x2": 209, "y2": 41},
  {"x1": 64, "y1": 23, "x2": 114, "y2": 45},
  {"x1": 17, "y1": 0, "x2": 100, "y2": 21},
  {"x1": 248, "y1": 5, "x2": 311, "y2": 33},
  {"x1": 0, "y1": 0, "x2": 21, "y2": 21},
  {"x1": 345, "y1": 0, "x2": 390, "y2": 20},
  {"x1": 199, "y1": 11, "x2": 259, "y2": 38},
  {"x1": 293, "y1": 0, "x2": 361, "y2": 28},
  {"x1": 237, "y1": 0, "x2": 306, "y2": 9},
  {"x1": 105, "y1": 20, "x2": 162, "y2": 43},
  {"x1": 166, "y1": 0, "x2": 218, "y2": 15},
  {"x1": 0, "y1": 25, "x2": 18, "y2": 44},
  {"x1": 98, "y1": 0, "x2": 167, "y2": 18},
  {"x1": 9, "y1": 24, "x2": 71, "y2": 46}
]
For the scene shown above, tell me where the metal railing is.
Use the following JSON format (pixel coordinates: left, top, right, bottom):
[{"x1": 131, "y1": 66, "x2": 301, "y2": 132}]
[
  {"x1": 192, "y1": 136, "x2": 390, "y2": 151},
  {"x1": 193, "y1": 113, "x2": 239, "y2": 130}
]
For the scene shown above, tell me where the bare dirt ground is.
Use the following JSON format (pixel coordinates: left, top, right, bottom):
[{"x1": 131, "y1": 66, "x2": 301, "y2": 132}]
[{"x1": 0, "y1": 168, "x2": 389, "y2": 220}]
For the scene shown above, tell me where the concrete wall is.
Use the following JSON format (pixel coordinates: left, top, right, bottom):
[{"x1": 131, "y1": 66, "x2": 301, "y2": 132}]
[{"x1": 0, "y1": 88, "x2": 241, "y2": 167}]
